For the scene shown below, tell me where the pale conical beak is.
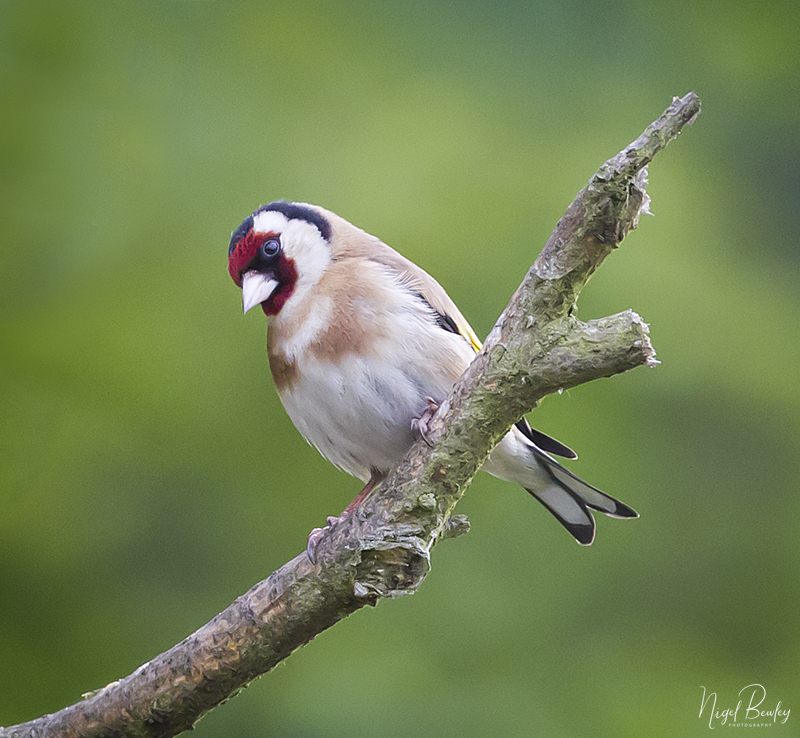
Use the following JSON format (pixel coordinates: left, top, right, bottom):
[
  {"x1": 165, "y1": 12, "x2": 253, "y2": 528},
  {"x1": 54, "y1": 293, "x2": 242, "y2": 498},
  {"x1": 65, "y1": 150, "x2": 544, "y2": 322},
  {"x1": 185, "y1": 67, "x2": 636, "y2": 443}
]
[{"x1": 242, "y1": 271, "x2": 279, "y2": 314}]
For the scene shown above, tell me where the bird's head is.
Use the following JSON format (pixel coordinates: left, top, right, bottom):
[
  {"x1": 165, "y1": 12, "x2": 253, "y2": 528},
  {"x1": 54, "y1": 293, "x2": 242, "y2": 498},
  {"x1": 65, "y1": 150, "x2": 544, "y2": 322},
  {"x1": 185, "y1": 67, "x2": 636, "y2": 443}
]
[{"x1": 228, "y1": 200, "x2": 333, "y2": 316}]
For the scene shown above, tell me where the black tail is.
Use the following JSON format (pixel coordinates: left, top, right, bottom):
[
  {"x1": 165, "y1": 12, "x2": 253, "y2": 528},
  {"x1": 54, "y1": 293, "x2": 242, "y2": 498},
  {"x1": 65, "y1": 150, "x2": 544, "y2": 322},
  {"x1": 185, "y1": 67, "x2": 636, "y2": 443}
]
[{"x1": 526, "y1": 448, "x2": 638, "y2": 545}]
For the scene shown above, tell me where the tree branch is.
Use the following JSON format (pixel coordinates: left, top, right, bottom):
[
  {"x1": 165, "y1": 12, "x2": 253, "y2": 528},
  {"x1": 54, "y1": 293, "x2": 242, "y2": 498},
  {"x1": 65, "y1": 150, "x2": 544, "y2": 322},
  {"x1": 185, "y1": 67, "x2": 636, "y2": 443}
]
[{"x1": 0, "y1": 92, "x2": 701, "y2": 738}]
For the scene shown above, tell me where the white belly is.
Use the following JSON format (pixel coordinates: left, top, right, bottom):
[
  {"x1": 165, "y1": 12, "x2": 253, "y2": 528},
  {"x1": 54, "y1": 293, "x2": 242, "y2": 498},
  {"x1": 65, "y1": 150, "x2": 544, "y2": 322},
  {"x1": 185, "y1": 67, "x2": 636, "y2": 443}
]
[
  {"x1": 279, "y1": 334, "x2": 474, "y2": 482},
  {"x1": 278, "y1": 353, "x2": 452, "y2": 482}
]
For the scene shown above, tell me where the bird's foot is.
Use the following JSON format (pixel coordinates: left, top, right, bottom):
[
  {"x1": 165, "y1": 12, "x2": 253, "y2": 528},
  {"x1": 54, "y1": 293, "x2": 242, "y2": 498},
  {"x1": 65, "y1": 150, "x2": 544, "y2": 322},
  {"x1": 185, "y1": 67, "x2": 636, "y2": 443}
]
[
  {"x1": 306, "y1": 471, "x2": 386, "y2": 564},
  {"x1": 411, "y1": 396, "x2": 440, "y2": 447},
  {"x1": 306, "y1": 526, "x2": 326, "y2": 562},
  {"x1": 306, "y1": 516, "x2": 345, "y2": 562}
]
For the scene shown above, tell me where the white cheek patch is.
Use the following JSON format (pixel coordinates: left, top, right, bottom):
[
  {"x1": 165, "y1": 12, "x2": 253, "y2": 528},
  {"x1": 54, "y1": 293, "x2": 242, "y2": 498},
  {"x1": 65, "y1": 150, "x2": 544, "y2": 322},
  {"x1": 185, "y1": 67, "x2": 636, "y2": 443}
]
[
  {"x1": 252, "y1": 210, "x2": 329, "y2": 280},
  {"x1": 282, "y1": 219, "x2": 330, "y2": 274},
  {"x1": 278, "y1": 220, "x2": 331, "y2": 314},
  {"x1": 251, "y1": 206, "x2": 332, "y2": 318},
  {"x1": 253, "y1": 210, "x2": 289, "y2": 234}
]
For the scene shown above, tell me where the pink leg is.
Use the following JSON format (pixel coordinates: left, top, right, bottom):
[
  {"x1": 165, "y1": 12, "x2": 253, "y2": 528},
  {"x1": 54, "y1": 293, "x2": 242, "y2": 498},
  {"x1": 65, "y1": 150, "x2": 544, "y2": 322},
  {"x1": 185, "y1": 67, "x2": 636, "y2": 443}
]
[
  {"x1": 307, "y1": 468, "x2": 388, "y2": 561},
  {"x1": 339, "y1": 468, "x2": 387, "y2": 518}
]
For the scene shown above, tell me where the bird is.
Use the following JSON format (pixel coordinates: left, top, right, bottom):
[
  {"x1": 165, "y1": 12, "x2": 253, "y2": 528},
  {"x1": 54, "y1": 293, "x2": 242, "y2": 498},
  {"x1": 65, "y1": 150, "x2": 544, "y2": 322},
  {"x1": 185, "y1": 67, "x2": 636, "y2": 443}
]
[{"x1": 227, "y1": 200, "x2": 638, "y2": 546}]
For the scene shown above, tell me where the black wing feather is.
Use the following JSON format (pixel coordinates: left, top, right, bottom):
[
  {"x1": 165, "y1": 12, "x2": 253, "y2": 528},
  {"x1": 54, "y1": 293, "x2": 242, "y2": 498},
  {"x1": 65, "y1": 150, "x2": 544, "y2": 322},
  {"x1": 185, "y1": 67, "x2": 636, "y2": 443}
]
[
  {"x1": 413, "y1": 291, "x2": 463, "y2": 337},
  {"x1": 515, "y1": 417, "x2": 577, "y2": 459}
]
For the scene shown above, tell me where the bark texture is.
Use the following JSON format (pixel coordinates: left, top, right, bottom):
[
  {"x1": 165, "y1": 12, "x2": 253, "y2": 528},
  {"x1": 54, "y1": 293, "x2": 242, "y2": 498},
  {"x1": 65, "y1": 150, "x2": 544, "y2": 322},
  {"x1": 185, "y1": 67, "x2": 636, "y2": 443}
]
[{"x1": 0, "y1": 92, "x2": 701, "y2": 738}]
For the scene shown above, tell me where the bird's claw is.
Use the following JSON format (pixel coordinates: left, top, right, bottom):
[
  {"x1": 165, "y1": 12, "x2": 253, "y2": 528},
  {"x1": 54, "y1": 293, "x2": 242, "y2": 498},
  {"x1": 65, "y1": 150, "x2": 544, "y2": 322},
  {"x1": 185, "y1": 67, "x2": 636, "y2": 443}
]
[
  {"x1": 411, "y1": 396, "x2": 440, "y2": 447},
  {"x1": 306, "y1": 526, "x2": 326, "y2": 563},
  {"x1": 306, "y1": 515, "x2": 347, "y2": 563}
]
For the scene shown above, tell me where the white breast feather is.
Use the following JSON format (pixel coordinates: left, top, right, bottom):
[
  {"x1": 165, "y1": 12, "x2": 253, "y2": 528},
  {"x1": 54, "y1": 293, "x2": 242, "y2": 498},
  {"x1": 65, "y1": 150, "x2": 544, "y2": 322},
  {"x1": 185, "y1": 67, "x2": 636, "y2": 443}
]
[{"x1": 275, "y1": 285, "x2": 475, "y2": 482}]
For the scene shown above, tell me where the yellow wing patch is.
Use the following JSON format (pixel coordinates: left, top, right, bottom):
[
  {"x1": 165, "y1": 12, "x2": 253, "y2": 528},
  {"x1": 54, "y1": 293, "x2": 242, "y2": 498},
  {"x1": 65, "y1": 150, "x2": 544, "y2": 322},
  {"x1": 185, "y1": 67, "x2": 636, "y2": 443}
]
[{"x1": 457, "y1": 320, "x2": 483, "y2": 353}]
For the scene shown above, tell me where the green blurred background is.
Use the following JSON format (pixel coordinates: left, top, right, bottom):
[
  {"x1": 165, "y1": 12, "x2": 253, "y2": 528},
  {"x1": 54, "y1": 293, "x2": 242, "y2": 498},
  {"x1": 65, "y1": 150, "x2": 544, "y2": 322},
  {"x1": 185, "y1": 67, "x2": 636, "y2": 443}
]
[{"x1": 1, "y1": 0, "x2": 798, "y2": 735}]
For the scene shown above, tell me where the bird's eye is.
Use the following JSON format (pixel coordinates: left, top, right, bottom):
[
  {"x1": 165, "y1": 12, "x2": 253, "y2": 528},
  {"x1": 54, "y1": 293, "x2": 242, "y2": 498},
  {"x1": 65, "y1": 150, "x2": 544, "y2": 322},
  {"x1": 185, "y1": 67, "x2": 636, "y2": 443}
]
[{"x1": 260, "y1": 238, "x2": 281, "y2": 259}]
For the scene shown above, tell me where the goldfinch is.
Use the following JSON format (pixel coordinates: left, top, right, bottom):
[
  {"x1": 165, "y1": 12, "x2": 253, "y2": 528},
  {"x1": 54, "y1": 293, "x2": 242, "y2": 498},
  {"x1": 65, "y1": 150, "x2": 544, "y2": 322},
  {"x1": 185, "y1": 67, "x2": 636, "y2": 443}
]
[{"x1": 228, "y1": 200, "x2": 637, "y2": 545}]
